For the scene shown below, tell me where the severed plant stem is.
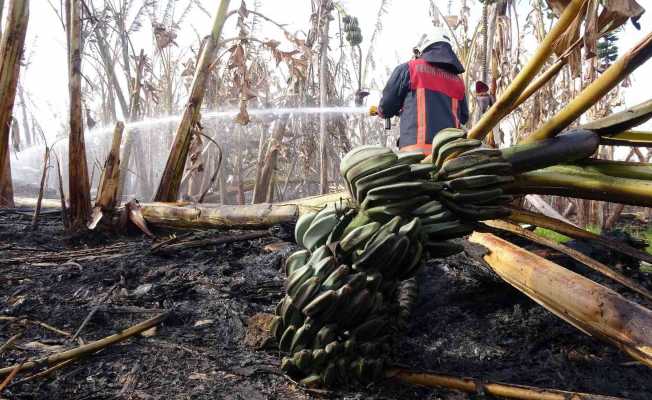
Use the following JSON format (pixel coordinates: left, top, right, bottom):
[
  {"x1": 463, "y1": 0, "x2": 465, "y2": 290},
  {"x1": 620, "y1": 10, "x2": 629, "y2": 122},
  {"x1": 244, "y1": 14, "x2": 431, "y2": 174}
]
[
  {"x1": 601, "y1": 130, "x2": 652, "y2": 147},
  {"x1": 387, "y1": 368, "x2": 626, "y2": 400},
  {"x1": 522, "y1": 32, "x2": 652, "y2": 144},
  {"x1": 483, "y1": 219, "x2": 652, "y2": 301},
  {"x1": 507, "y1": 207, "x2": 652, "y2": 265},
  {"x1": 154, "y1": 0, "x2": 232, "y2": 202},
  {"x1": 466, "y1": 0, "x2": 586, "y2": 141},
  {"x1": 468, "y1": 232, "x2": 652, "y2": 368},
  {"x1": 510, "y1": 165, "x2": 652, "y2": 207},
  {"x1": 0, "y1": 312, "x2": 168, "y2": 378}
]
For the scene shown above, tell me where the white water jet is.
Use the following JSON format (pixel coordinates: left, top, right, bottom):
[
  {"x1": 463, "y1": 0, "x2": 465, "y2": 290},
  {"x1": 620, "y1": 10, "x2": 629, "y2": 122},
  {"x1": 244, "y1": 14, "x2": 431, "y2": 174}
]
[
  {"x1": 88, "y1": 106, "x2": 369, "y2": 136},
  {"x1": 11, "y1": 105, "x2": 369, "y2": 186}
]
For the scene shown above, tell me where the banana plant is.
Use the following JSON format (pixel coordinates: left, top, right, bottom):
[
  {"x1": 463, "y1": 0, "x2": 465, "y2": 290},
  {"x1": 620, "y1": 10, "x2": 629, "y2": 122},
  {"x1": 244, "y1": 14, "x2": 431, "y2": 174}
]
[{"x1": 271, "y1": 4, "x2": 652, "y2": 390}]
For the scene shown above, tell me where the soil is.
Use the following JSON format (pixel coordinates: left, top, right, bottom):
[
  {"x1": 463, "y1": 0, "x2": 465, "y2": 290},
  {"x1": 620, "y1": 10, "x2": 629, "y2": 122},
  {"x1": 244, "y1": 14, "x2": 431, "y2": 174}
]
[{"x1": 2, "y1": 208, "x2": 652, "y2": 400}]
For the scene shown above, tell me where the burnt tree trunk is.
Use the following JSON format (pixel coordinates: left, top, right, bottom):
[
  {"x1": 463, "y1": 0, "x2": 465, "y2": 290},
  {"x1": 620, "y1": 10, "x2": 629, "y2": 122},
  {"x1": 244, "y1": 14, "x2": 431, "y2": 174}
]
[
  {"x1": 0, "y1": 0, "x2": 29, "y2": 208},
  {"x1": 67, "y1": 0, "x2": 91, "y2": 228},
  {"x1": 154, "y1": 0, "x2": 231, "y2": 202}
]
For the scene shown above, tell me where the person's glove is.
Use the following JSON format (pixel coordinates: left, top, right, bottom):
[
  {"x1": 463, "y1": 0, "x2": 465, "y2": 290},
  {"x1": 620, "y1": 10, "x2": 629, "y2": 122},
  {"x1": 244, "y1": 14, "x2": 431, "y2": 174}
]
[{"x1": 369, "y1": 105, "x2": 379, "y2": 116}]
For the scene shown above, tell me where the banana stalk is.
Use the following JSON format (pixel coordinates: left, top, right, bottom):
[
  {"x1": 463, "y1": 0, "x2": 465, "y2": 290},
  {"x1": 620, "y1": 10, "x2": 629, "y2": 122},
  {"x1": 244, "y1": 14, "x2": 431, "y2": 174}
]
[
  {"x1": 482, "y1": 219, "x2": 652, "y2": 301},
  {"x1": 510, "y1": 165, "x2": 652, "y2": 207},
  {"x1": 582, "y1": 99, "x2": 652, "y2": 136},
  {"x1": 522, "y1": 32, "x2": 652, "y2": 144},
  {"x1": 507, "y1": 207, "x2": 652, "y2": 265},
  {"x1": 468, "y1": 232, "x2": 652, "y2": 368},
  {"x1": 466, "y1": 0, "x2": 587, "y2": 141}
]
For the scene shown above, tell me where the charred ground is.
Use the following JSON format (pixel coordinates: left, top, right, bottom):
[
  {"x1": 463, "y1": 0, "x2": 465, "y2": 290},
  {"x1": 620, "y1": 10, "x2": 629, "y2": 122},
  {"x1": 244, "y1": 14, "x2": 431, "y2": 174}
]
[{"x1": 1, "y1": 210, "x2": 651, "y2": 399}]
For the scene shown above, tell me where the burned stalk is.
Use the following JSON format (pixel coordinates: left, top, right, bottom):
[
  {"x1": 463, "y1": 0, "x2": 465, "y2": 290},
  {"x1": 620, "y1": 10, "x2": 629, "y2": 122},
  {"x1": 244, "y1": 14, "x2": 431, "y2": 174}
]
[
  {"x1": 154, "y1": 0, "x2": 231, "y2": 202},
  {"x1": 0, "y1": 0, "x2": 29, "y2": 208},
  {"x1": 67, "y1": 0, "x2": 92, "y2": 229}
]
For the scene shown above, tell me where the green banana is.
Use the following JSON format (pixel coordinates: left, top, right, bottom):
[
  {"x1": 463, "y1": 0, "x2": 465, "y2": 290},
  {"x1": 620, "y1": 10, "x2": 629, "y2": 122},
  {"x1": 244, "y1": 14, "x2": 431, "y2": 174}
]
[
  {"x1": 290, "y1": 323, "x2": 314, "y2": 353},
  {"x1": 419, "y1": 210, "x2": 456, "y2": 225},
  {"x1": 339, "y1": 222, "x2": 381, "y2": 252},
  {"x1": 410, "y1": 163, "x2": 436, "y2": 179},
  {"x1": 322, "y1": 264, "x2": 351, "y2": 291},
  {"x1": 396, "y1": 151, "x2": 426, "y2": 165},
  {"x1": 445, "y1": 174, "x2": 514, "y2": 191},
  {"x1": 295, "y1": 212, "x2": 317, "y2": 247},
  {"x1": 326, "y1": 209, "x2": 355, "y2": 245},
  {"x1": 286, "y1": 263, "x2": 314, "y2": 299},
  {"x1": 366, "y1": 181, "x2": 442, "y2": 200},
  {"x1": 398, "y1": 217, "x2": 421, "y2": 240},
  {"x1": 293, "y1": 349, "x2": 313, "y2": 371},
  {"x1": 346, "y1": 153, "x2": 399, "y2": 194},
  {"x1": 285, "y1": 249, "x2": 309, "y2": 276},
  {"x1": 444, "y1": 161, "x2": 513, "y2": 180},
  {"x1": 354, "y1": 163, "x2": 412, "y2": 202},
  {"x1": 303, "y1": 212, "x2": 340, "y2": 251},
  {"x1": 430, "y1": 128, "x2": 466, "y2": 160},
  {"x1": 313, "y1": 325, "x2": 338, "y2": 348},
  {"x1": 291, "y1": 276, "x2": 321, "y2": 310},
  {"x1": 279, "y1": 325, "x2": 296, "y2": 352},
  {"x1": 353, "y1": 233, "x2": 399, "y2": 272},
  {"x1": 304, "y1": 290, "x2": 338, "y2": 318},
  {"x1": 412, "y1": 200, "x2": 444, "y2": 216},
  {"x1": 440, "y1": 187, "x2": 504, "y2": 204},
  {"x1": 434, "y1": 138, "x2": 482, "y2": 169},
  {"x1": 364, "y1": 195, "x2": 432, "y2": 216}
]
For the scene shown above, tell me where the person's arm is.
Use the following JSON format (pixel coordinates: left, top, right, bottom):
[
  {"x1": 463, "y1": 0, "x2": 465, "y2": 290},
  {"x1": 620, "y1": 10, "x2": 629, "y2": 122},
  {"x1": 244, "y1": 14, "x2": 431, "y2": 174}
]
[
  {"x1": 459, "y1": 94, "x2": 470, "y2": 126},
  {"x1": 378, "y1": 63, "x2": 410, "y2": 118}
]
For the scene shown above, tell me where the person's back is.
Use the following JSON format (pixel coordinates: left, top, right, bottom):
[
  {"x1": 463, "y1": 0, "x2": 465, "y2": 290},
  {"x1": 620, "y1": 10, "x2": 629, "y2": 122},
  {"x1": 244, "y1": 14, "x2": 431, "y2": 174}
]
[{"x1": 377, "y1": 32, "x2": 469, "y2": 154}]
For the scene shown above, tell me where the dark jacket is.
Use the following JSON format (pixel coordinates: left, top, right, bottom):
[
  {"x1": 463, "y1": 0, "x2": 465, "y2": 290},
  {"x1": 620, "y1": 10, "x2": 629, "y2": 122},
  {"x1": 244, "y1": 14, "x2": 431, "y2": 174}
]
[{"x1": 378, "y1": 42, "x2": 469, "y2": 153}]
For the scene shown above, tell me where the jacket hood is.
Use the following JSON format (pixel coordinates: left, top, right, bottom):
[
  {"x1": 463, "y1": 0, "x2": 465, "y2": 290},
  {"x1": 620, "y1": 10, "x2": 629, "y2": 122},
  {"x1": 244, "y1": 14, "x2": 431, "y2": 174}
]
[{"x1": 420, "y1": 42, "x2": 465, "y2": 74}]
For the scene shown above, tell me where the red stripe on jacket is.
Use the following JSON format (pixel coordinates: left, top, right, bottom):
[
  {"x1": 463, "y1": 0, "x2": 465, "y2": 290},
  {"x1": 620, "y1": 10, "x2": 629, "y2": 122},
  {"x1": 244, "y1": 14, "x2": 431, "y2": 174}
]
[{"x1": 408, "y1": 59, "x2": 465, "y2": 100}]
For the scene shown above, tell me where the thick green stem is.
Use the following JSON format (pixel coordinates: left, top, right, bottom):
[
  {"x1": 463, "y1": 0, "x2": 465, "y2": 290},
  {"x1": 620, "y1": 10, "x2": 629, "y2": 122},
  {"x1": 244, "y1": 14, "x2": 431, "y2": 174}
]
[
  {"x1": 501, "y1": 129, "x2": 598, "y2": 173},
  {"x1": 575, "y1": 158, "x2": 652, "y2": 180},
  {"x1": 510, "y1": 165, "x2": 652, "y2": 206}
]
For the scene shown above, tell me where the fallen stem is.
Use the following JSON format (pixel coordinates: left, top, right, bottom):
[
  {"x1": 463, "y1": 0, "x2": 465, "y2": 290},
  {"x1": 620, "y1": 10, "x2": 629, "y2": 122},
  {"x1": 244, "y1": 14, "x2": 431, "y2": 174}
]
[
  {"x1": 0, "y1": 312, "x2": 169, "y2": 378},
  {"x1": 386, "y1": 368, "x2": 626, "y2": 400},
  {"x1": 507, "y1": 207, "x2": 652, "y2": 265},
  {"x1": 468, "y1": 232, "x2": 652, "y2": 368},
  {"x1": 9, "y1": 359, "x2": 77, "y2": 387},
  {"x1": 483, "y1": 219, "x2": 652, "y2": 302},
  {"x1": 151, "y1": 231, "x2": 269, "y2": 252}
]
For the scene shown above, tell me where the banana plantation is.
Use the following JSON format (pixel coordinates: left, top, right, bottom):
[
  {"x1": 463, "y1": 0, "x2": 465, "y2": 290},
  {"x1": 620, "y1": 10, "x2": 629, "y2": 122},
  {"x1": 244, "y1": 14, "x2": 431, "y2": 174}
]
[{"x1": 2, "y1": 0, "x2": 652, "y2": 399}]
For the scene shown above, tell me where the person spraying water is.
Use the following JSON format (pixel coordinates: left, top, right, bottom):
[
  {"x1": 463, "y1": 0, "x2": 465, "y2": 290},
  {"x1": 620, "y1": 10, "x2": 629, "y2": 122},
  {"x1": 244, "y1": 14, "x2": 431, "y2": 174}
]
[{"x1": 369, "y1": 29, "x2": 469, "y2": 154}]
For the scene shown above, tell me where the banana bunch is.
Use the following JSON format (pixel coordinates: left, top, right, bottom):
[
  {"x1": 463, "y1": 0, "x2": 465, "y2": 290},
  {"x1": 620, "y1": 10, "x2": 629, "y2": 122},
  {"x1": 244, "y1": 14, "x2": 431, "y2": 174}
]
[
  {"x1": 271, "y1": 206, "x2": 428, "y2": 387},
  {"x1": 273, "y1": 128, "x2": 515, "y2": 388},
  {"x1": 342, "y1": 15, "x2": 363, "y2": 46}
]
